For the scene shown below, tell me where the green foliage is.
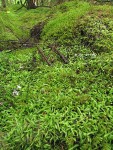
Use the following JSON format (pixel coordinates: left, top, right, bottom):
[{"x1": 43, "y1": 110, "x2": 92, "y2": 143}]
[
  {"x1": 0, "y1": 47, "x2": 113, "y2": 149},
  {"x1": 41, "y1": 2, "x2": 113, "y2": 53},
  {"x1": 0, "y1": 11, "x2": 27, "y2": 50},
  {"x1": 19, "y1": 7, "x2": 51, "y2": 29},
  {"x1": 0, "y1": 1, "x2": 113, "y2": 149},
  {"x1": 0, "y1": 12, "x2": 23, "y2": 40},
  {"x1": 0, "y1": 6, "x2": 51, "y2": 50},
  {"x1": 74, "y1": 15, "x2": 113, "y2": 53},
  {"x1": 42, "y1": 1, "x2": 91, "y2": 45}
]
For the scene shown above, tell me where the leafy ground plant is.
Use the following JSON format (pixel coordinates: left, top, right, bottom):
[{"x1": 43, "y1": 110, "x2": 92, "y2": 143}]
[
  {"x1": 0, "y1": 47, "x2": 113, "y2": 150},
  {"x1": 0, "y1": 1, "x2": 113, "y2": 150}
]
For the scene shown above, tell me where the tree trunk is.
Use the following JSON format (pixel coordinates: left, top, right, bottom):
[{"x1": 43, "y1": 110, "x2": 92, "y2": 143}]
[
  {"x1": 40, "y1": 0, "x2": 44, "y2": 6},
  {"x1": 27, "y1": 0, "x2": 36, "y2": 9},
  {"x1": 57, "y1": 0, "x2": 64, "y2": 4},
  {"x1": 2, "y1": 0, "x2": 6, "y2": 7}
]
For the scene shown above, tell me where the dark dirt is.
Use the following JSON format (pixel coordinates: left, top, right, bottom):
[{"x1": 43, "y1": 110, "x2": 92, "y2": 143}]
[{"x1": 30, "y1": 21, "x2": 46, "y2": 41}]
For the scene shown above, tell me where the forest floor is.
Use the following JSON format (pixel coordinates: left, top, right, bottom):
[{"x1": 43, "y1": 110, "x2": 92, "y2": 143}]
[{"x1": 0, "y1": 1, "x2": 113, "y2": 150}]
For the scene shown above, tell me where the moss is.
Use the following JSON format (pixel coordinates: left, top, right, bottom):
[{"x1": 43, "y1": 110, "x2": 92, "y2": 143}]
[
  {"x1": 0, "y1": 6, "x2": 51, "y2": 50},
  {"x1": 0, "y1": 1, "x2": 113, "y2": 149},
  {"x1": 41, "y1": 1, "x2": 91, "y2": 45},
  {"x1": 73, "y1": 11, "x2": 113, "y2": 53}
]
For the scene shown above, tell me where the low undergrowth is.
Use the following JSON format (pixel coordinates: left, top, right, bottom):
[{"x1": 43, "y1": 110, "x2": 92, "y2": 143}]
[
  {"x1": 0, "y1": 48, "x2": 113, "y2": 149},
  {"x1": 41, "y1": 1, "x2": 113, "y2": 54},
  {"x1": 0, "y1": 5, "x2": 51, "y2": 50},
  {"x1": 73, "y1": 5, "x2": 113, "y2": 53},
  {"x1": 0, "y1": 1, "x2": 113, "y2": 149},
  {"x1": 42, "y1": 1, "x2": 91, "y2": 45}
]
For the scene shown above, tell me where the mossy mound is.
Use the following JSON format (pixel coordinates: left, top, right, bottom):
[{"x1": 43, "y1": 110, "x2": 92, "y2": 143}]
[
  {"x1": 0, "y1": 6, "x2": 51, "y2": 50},
  {"x1": 41, "y1": 2, "x2": 113, "y2": 54},
  {"x1": 74, "y1": 15, "x2": 113, "y2": 53},
  {"x1": 1, "y1": 1, "x2": 113, "y2": 149},
  {"x1": 41, "y1": 1, "x2": 91, "y2": 46}
]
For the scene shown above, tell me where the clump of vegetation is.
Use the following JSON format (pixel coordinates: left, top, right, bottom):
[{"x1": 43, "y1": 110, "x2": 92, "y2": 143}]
[
  {"x1": 0, "y1": 6, "x2": 51, "y2": 50},
  {"x1": 0, "y1": 48, "x2": 113, "y2": 149},
  {"x1": 0, "y1": 11, "x2": 27, "y2": 50},
  {"x1": 0, "y1": 0, "x2": 113, "y2": 150},
  {"x1": 42, "y1": 1, "x2": 91, "y2": 45},
  {"x1": 41, "y1": 2, "x2": 113, "y2": 54},
  {"x1": 74, "y1": 15, "x2": 113, "y2": 53}
]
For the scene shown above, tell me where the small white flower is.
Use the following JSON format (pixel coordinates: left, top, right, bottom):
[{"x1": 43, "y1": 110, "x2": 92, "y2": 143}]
[
  {"x1": 92, "y1": 53, "x2": 97, "y2": 58},
  {"x1": 19, "y1": 65, "x2": 23, "y2": 69},
  {"x1": 0, "y1": 102, "x2": 3, "y2": 106},
  {"x1": 17, "y1": 85, "x2": 21, "y2": 89},
  {"x1": 75, "y1": 54, "x2": 78, "y2": 57},
  {"x1": 13, "y1": 90, "x2": 19, "y2": 96}
]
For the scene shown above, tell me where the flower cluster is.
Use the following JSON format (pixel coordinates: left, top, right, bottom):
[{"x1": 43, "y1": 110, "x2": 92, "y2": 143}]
[{"x1": 12, "y1": 85, "x2": 21, "y2": 96}]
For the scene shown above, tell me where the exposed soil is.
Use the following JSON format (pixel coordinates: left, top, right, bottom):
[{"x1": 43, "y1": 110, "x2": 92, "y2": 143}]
[{"x1": 30, "y1": 21, "x2": 46, "y2": 41}]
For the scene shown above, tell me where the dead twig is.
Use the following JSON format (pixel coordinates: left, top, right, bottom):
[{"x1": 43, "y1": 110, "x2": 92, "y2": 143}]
[
  {"x1": 50, "y1": 45, "x2": 68, "y2": 64},
  {"x1": 38, "y1": 48, "x2": 51, "y2": 66}
]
